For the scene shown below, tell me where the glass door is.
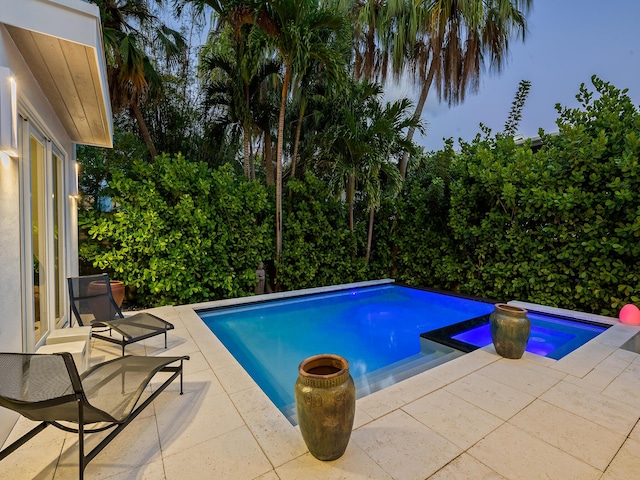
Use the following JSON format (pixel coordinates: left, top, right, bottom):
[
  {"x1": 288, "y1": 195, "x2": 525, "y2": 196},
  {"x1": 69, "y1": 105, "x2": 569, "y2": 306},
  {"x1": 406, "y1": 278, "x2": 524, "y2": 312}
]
[
  {"x1": 30, "y1": 133, "x2": 47, "y2": 344},
  {"x1": 52, "y1": 150, "x2": 65, "y2": 326}
]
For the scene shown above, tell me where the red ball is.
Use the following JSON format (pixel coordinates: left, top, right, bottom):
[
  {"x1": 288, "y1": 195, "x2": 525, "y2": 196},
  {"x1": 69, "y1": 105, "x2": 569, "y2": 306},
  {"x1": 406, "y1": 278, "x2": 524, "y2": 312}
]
[{"x1": 619, "y1": 304, "x2": 640, "y2": 325}]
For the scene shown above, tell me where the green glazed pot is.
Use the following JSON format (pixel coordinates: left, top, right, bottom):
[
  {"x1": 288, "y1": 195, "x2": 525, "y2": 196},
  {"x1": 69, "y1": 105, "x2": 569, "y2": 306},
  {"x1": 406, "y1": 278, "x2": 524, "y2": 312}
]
[
  {"x1": 490, "y1": 304, "x2": 531, "y2": 359},
  {"x1": 294, "y1": 354, "x2": 355, "y2": 461}
]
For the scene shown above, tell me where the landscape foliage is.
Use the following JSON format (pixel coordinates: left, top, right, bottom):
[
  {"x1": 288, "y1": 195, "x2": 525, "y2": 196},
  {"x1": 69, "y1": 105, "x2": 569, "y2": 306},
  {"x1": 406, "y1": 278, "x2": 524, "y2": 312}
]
[{"x1": 80, "y1": 77, "x2": 640, "y2": 316}]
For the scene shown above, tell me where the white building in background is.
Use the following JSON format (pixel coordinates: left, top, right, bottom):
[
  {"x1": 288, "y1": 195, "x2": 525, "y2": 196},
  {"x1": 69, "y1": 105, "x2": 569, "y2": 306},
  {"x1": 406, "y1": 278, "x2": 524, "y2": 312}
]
[{"x1": 0, "y1": 0, "x2": 112, "y2": 442}]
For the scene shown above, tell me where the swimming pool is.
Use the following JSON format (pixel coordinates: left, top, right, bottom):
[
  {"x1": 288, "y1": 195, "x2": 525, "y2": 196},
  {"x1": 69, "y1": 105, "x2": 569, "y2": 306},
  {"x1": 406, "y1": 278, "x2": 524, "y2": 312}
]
[{"x1": 198, "y1": 284, "x2": 608, "y2": 423}]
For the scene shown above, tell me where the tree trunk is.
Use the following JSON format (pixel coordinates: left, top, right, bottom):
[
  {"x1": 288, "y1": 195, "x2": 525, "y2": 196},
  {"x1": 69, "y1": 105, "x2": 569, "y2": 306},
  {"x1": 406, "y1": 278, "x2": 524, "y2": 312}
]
[
  {"x1": 348, "y1": 174, "x2": 355, "y2": 232},
  {"x1": 363, "y1": 28, "x2": 375, "y2": 80},
  {"x1": 249, "y1": 130, "x2": 255, "y2": 181},
  {"x1": 276, "y1": 65, "x2": 291, "y2": 267},
  {"x1": 243, "y1": 123, "x2": 250, "y2": 179},
  {"x1": 130, "y1": 101, "x2": 157, "y2": 159},
  {"x1": 265, "y1": 130, "x2": 274, "y2": 186},
  {"x1": 398, "y1": 63, "x2": 436, "y2": 178},
  {"x1": 243, "y1": 84, "x2": 251, "y2": 178},
  {"x1": 291, "y1": 101, "x2": 305, "y2": 181},
  {"x1": 365, "y1": 205, "x2": 375, "y2": 264}
]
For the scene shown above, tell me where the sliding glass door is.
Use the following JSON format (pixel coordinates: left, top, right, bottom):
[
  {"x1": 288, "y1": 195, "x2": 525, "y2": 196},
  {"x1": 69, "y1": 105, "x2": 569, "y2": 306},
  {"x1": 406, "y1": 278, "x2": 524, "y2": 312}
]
[
  {"x1": 29, "y1": 132, "x2": 47, "y2": 344},
  {"x1": 24, "y1": 124, "x2": 67, "y2": 348}
]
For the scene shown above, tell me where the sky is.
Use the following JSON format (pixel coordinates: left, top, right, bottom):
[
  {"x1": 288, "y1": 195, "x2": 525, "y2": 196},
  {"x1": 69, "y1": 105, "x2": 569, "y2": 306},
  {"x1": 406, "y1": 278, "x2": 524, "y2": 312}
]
[{"x1": 386, "y1": 0, "x2": 640, "y2": 151}]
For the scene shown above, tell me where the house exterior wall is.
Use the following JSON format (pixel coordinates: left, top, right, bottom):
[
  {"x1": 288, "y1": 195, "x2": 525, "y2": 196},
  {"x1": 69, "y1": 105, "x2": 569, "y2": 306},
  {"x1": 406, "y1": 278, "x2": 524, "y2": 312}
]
[{"x1": 0, "y1": 24, "x2": 79, "y2": 443}]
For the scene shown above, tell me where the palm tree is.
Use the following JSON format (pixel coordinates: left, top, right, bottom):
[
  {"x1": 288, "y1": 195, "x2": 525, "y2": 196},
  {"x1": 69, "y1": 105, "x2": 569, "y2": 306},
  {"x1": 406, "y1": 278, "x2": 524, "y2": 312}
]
[
  {"x1": 94, "y1": 0, "x2": 186, "y2": 158},
  {"x1": 361, "y1": 97, "x2": 420, "y2": 262},
  {"x1": 329, "y1": 0, "x2": 413, "y2": 83},
  {"x1": 318, "y1": 80, "x2": 422, "y2": 262},
  {"x1": 201, "y1": 26, "x2": 280, "y2": 178},
  {"x1": 224, "y1": 0, "x2": 346, "y2": 266},
  {"x1": 182, "y1": 0, "x2": 347, "y2": 268},
  {"x1": 397, "y1": 0, "x2": 532, "y2": 177},
  {"x1": 289, "y1": 35, "x2": 349, "y2": 182}
]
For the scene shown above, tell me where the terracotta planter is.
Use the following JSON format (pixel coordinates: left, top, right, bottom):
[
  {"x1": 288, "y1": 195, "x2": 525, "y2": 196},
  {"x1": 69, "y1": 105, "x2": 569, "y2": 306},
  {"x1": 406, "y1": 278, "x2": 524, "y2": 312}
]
[
  {"x1": 294, "y1": 354, "x2": 355, "y2": 461},
  {"x1": 490, "y1": 303, "x2": 530, "y2": 359},
  {"x1": 87, "y1": 280, "x2": 124, "y2": 321}
]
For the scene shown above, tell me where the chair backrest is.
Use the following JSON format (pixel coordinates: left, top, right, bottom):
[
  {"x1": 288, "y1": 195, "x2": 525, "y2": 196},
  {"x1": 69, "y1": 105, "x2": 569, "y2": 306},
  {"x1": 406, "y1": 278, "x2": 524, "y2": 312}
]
[
  {"x1": 0, "y1": 352, "x2": 128, "y2": 425},
  {"x1": 0, "y1": 352, "x2": 83, "y2": 423},
  {"x1": 68, "y1": 274, "x2": 125, "y2": 326}
]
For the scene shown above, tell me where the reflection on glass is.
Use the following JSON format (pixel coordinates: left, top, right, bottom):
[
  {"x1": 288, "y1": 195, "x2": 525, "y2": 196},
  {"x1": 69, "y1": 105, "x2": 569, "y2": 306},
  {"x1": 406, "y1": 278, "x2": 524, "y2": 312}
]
[
  {"x1": 30, "y1": 135, "x2": 46, "y2": 344},
  {"x1": 53, "y1": 152, "x2": 62, "y2": 322}
]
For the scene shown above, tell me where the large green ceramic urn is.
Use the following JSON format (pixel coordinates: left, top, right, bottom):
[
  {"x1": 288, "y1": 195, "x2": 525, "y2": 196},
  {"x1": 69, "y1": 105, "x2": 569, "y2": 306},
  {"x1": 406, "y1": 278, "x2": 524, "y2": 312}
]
[
  {"x1": 490, "y1": 303, "x2": 531, "y2": 359},
  {"x1": 294, "y1": 354, "x2": 355, "y2": 461}
]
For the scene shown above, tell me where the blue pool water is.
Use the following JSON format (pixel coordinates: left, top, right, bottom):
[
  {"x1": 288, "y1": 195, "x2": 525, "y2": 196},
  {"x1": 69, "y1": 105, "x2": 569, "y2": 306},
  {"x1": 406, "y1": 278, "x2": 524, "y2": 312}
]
[{"x1": 198, "y1": 284, "x2": 607, "y2": 423}]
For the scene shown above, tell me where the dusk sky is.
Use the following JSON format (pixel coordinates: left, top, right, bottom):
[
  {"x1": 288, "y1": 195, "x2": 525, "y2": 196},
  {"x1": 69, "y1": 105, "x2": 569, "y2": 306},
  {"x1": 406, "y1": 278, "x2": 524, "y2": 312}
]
[{"x1": 390, "y1": 0, "x2": 640, "y2": 151}]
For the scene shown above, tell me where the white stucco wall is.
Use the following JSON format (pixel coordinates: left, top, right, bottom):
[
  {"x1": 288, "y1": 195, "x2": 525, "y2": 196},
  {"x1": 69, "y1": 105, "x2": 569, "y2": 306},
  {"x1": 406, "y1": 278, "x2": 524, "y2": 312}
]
[{"x1": 0, "y1": 24, "x2": 78, "y2": 445}]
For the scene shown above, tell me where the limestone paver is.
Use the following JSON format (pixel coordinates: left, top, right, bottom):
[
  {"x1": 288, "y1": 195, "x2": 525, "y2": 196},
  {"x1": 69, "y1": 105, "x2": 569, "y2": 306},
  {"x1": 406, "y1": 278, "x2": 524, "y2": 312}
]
[
  {"x1": 2, "y1": 303, "x2": 639, "y2": 480},
  {"x1": 600, "y1": 437, "x2": 640, "y2": 479},
  {"x1": 163, "y1": 426, "x2": 273, "y2": 480},
  {"x1": 509, "y1": 399, "x2": 625, "y2": 470},
  {"x1": 403, "y1": 388, "x2": 503, "y2": 450},
  {"x1": 230, "y1": 386, "x2": 307, "y2": 468},
  {"x1": 468, "y1": 423, "x2": 601, "y2": 480},
  {"x1": 429, "y1": 453, "x2": 506, "y2": 479},
  {"x1": 93, "y1": 458, "x2": 166, "y2": 480},
  {"x1": 350, "y1": 409, "x2": 461, "y2": 480},
  {"x1": 154, "y1": 379, "x2": 245, "y2": 458},
  {"x1": 0, "y1": 435, "x2": 62, "y2": 480},
  {"x1": 276, "y1": 442, "x2": 393, "y2": 480},
  {"x1": 55, "y1": 414, "x2": 162, "y2": 479},
  {"x1": 550, "y1": 341, "x2": 616, "y2": 377},
  {"x1": 356, "y1": 387, "x2": 410, "y2": 420},
  {"x1": 427, "y1": 349, "x2": 497, "y2": 384},
  {"x1": 444, "y1": 372, "x2": 535, "y2": 421},
  {"x1": 601, "y1": 361, "x2": 640, "y2": 407},
  {"x1": 355, "y1": 368, "x2": 447, "y2": 421},
  {"x1": 629, "y1": 419, "x2": 640, "y2": 441},
  {"x1": 540, "y1": 379, "x2": 638, "y2": 435},
  {"x1": 475, "y1": 356, "x2": 565, "y2": 396},
  {"x1": 255, "y1": 471, "x2": 281, "y2": 480}
]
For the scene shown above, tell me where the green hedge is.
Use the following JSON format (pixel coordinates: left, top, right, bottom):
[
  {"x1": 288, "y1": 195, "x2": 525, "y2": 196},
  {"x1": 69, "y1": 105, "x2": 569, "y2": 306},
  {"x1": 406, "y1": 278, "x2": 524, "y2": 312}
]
[
  {"x1": 396, "y1": 77, "x2": 639, "y2": 315},
  {"x1": 278, "y1": 172, "x2": 369, "y2": 290},
  {"x1": 79, "y1": 155, "x2": 273, "y2": 305},
  {"x1": 79, "y1": 77, "x2": 640, "y2": 315}
]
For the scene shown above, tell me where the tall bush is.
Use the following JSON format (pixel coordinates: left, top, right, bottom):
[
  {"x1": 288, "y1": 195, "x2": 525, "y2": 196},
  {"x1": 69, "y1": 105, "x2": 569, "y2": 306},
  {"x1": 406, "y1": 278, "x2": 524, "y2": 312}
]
[
  {"x1": 278, "y1": 172, "x2": 369, "y2": 290},
  {"x1": 392, "y1": 141, "x2": 461, "y2": 289},
  {"x1": 79, "y1": 155, "x2": 273, "y2": 306},
  {"x1": 445, "y1": 77, "x2": 640, "y2": 314},
  {"x1": 77, "y1": 77, "x2": 640, "y2": 315}
]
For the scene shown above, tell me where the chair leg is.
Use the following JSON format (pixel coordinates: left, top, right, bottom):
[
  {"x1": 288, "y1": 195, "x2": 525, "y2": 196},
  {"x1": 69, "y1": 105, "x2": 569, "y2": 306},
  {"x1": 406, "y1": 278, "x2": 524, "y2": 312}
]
[
  {"x1": 180, "y1": 357, "x2": 184, "y2": 394},
  {"x1": 164, "y1": 330, "x2": 167, "y2": 349},
  {"x1": 0, "y1": 422, "x2": 48, "y2": 461},
  {"x1": 78, "y1": 399, "x2": 85, "y2": 480}
]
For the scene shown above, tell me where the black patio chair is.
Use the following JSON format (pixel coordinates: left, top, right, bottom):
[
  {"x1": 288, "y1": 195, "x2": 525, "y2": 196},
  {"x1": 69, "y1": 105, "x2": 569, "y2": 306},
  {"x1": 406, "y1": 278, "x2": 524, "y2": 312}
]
[
  {"x1": 67, "y1": 274, "x2": 174, "y2": 355},
  {"x1": 0, "y1": 352, "x2": 189, "y2": 480}
]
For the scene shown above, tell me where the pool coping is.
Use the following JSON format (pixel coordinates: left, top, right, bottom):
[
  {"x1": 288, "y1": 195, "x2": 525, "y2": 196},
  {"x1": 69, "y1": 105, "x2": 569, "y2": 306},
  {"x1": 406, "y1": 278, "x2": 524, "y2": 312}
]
[{"x1": 190, "y1": 278, "x2": 396, "y2": 312}]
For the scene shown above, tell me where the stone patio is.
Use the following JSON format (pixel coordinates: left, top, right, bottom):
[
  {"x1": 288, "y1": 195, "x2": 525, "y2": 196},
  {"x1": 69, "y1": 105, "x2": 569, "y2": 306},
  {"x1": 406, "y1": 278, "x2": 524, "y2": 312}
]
[{"x1": 2, "y1": 300, "x2": 640, "y2": 479}]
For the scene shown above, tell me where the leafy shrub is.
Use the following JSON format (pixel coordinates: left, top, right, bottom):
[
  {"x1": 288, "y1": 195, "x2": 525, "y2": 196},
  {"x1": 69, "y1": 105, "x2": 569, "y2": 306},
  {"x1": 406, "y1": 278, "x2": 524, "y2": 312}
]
[
  {"x1": 442, "y1": 77, "x2": 640, "y2": 314},
  {"x1": 79, "y1": 155, "x2": 273, "y2": 306},
  {"x1": 278, "y1": 172, "x2": 369, "y2": 290},
  {"x1": 78, "y1": 77, "x2": 640, "y2": 315}
]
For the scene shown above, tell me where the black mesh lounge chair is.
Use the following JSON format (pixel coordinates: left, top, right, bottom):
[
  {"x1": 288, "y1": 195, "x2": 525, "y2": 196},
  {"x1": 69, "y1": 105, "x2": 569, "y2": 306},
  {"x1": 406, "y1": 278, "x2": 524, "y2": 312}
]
[
  {"x1": 68, "y1": 274, "x2": 174, "y2": 355},
  {"x1": 0, "y1": 352, "x2": 188, "y2": 480}
]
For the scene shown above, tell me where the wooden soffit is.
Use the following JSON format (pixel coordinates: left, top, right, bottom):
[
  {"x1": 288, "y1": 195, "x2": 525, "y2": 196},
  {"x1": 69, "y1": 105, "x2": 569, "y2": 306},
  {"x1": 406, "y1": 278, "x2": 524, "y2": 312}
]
[{"x1": 1, "y1": 0, "x2": 113, "y2": 147}]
